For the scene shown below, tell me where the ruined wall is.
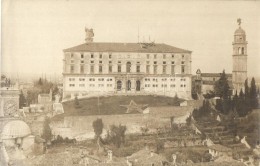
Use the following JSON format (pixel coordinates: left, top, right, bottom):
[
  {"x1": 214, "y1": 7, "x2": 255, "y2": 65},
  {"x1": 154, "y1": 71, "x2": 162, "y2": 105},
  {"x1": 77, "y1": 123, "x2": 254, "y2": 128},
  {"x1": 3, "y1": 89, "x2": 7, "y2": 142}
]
[{"x1": 51, "y1": 114, "x2": 170, "y2": 140}]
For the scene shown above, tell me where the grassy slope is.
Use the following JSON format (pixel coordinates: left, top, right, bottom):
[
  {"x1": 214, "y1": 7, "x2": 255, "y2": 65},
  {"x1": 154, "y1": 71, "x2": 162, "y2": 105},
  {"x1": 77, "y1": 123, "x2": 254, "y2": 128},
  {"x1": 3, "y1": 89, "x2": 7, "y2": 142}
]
[{"x1": 62, "y1": 95, "x2": 182, "y2": 116}]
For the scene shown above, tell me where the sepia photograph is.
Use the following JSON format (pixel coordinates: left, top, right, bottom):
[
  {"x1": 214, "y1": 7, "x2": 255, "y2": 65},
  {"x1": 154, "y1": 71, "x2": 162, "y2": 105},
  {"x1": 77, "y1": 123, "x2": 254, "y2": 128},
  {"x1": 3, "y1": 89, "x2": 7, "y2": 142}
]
[{"x1": 1, "y1": 0, "x2": 260, "y2": 165}]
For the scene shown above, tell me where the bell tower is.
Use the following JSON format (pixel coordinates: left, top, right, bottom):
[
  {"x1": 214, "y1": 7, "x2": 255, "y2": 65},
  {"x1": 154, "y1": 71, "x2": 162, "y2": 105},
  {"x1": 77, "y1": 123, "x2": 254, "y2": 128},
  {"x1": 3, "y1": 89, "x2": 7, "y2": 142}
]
[{"x1": 232, "y1": 18, "x2": 248, "y2": 93}]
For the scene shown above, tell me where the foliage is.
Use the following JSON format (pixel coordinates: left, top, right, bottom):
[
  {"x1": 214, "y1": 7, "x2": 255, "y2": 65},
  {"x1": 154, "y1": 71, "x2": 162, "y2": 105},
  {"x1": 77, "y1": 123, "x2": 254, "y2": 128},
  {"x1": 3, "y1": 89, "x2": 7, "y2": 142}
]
[
  {"x1": 92, "y1": 118, "x2": 104, "y2": 139},
  {"x1": 203, "y1": 91, "x2": 215, "y2": 99},
  {"x1": 193, "y1": 100, "x2": 213, "y2": 121},
  {"x1": 140, "y1": 126, "x2": 149, "y2": 135},
  {"x1": 203, "y1": 152, "x2": 212, "y2": 162},
  {"x1": 214, "y1": 70, "x2": 230, "y2": 99},
  {"x1": 42, "y1": 117, "x2": 52, "y2": 142},
  {"x1": 26, "y1": 87, "x2": 41, "y2": 105},
  {"x1": 19, "y1": 90, "x2": 27, "y2": 108},
  {"x1": 74, "y1": 96, "x2": 81, "y2": 108},
  {"x1": 250, "y1": 77, "x2": 258, "y2": 108},
  {"x1": 107, "y1": 124, "x2": 127, "y2": 148}
]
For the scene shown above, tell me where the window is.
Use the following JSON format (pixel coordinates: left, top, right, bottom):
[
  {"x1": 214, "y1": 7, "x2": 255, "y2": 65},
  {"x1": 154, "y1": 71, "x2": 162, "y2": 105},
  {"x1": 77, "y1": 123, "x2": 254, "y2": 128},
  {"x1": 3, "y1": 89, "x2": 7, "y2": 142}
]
[
  {"x1": 90, "y1": 65, "x2": 94, "y2": 74},
  {"x1": 147, "y1": 54, "x2": 150, "y2": 59},
  {"x1": 109, "y1": 54, "x2": 112, "y2": 59},
  {"x1": 172, "y1": 61, "x2": 175, "y2": 65},
  {"x1": 126, "y1": 62, "x2": 131, "y2": 73},
  {"x1": 118, "y1": 65, "x2": 121, "y2": 72},
  {"x1": 146, "y1": 61, "x2": 150, "y2": 64},
  {"x1": 146, "y1": 65, "x2": 150, "y2": 74},
  {"x1": 79, "y1": 84, "x2": 85, "y2": 87},
  {"x1": 99, "y1": 61, "x2": 102, "y2": 64},
  {"x1": 71, "y1": 60, "x2": 74, "y2": 63},
  {"x1": 181, "y1": 61, "x2": 185, "y2": 65},
  {"x1": 172, "y1": 54, "x2": 174, "y2": 58},
  {"x1": 71, "y1": 53, "x2": 74, "y2": 58},
  {"x1": 99, "y1": 65, "x2": 102, "y2": 73},
  {"x1": 163, "y1": 54, "x2": 166, "y2": 59},
  {"x1": 69, "y1": 84, "x2": 75, "y2": 87},
  {"x1": 69, "y1": 78, "x2": 75, "y2": 81},
  {"x1": 182, "y1": 54, "x2": 185, "y2": 58},
  {"x1": 109, "y1": 61, "x2": 112, "y2": 64},
  {"x1": 81, "y1": 60, "x2": 84, "y2": 64},
  {"x1": 118, "y1": 61, "x2": 121, "y2": 64},
  {"x1": 91, "y1": 53, "x2": 94, "y2": 58},
  {"x1": 171, "y1": 65, "x2": 175, "y2": 74},
  {"x1": 91, "y1": 61, "x2": 94, "y2": 64},
  {"x1": 162, "y1": 66, "x2": 166, "y2": 74},
  {"x1": 80, "y1": 65, "x2": 84, "y2": 73},
  {"x1": 153, "y1": 65, "x2": 157, "y2": 74},
  {"x1": 70, "y1": 65, "x2": 74, "y2": 73},
  {"x1": 99, "y1": 54, "x2": 102, "y2": 59},
  {"x1": 109, "y1": 65, "x2": 112, "y2": 73},
  {"x1": 163, "y1": 61, "x2": 166, "y2": 65},
  {"x1": 79, "y1": 78, "x2": 85, "y2": 81},
  {"x1": 154, "y1": 54, "x2": 157, "y2": 59},
  {"x1": 181, "y1": 66, "x2": 185, "y2": 74},
  {"x1": 154, "y1": 61, "x2": 157, "y2": 65},
  {"x1": 136, "y1": 65, "x2": 140, "y2": 73},
  {"x1": 81, "y1": 54, "x2": 84, "y2": 59}
]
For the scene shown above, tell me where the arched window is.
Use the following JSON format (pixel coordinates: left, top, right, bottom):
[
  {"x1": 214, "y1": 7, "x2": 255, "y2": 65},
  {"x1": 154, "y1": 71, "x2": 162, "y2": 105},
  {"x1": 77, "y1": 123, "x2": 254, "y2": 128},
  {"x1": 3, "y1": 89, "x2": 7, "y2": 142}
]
[
  {"x1": 127, "y1": 80, "x2": 131, "y2": 91},
  {"x1": 117, "y1": 80, "x2": 122, "y2": 91},
  {"x1": 238, "y1": 47, "x2": 241, "y2": 55},
  {"x1": 136, "y1": 80, "x2": 141, "y2": 91},
  {"x1": 126, "y1": 62, "x2": 131, "y2": 73},
  {"x1": 241, "y1": 47, "x2": 244, "y2": 54}
]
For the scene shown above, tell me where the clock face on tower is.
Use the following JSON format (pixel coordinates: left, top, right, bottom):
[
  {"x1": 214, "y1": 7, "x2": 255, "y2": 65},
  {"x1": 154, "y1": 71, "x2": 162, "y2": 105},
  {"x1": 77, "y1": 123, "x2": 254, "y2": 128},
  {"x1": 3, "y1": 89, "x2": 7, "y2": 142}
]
[{"x1": 4, "y1": 100, "x2": 17, "y2": 116}]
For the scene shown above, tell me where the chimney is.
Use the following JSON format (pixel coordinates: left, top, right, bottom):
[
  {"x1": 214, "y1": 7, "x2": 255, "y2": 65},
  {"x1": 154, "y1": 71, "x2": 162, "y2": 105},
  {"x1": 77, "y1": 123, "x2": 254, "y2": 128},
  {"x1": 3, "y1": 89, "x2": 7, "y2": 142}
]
[
  {"x1": 150, "y1": 150, "x2": 155, "y2": 157},
  {"x1": 107, "y1": 150, "x2": 113, "y2": 161},
  {"x1": 172, "y1": 154, "x2": 177, "y2": 166}
]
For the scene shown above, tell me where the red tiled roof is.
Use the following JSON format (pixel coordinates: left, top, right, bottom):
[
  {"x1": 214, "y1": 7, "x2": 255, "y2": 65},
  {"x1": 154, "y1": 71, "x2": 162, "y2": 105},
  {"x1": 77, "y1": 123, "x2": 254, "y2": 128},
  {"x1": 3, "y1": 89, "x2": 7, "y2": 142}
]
[{"x1": 63, "y1": 42, "x2": 191, "y2": 53}]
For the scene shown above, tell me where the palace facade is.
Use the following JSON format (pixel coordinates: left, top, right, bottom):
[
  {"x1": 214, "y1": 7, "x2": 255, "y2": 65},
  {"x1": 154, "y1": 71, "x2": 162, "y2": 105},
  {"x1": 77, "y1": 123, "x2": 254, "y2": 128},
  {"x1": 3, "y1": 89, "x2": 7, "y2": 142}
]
[{"x1": 62, "y1": 29, "x2": 192, "y2": 99}]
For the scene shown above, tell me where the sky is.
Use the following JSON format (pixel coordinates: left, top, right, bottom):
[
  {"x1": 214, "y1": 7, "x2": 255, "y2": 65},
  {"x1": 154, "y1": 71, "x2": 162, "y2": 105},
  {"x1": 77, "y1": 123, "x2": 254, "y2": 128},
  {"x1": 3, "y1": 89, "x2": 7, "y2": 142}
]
[{"x1": 1, "y1": 0, "x2": 260, "y2": 79}]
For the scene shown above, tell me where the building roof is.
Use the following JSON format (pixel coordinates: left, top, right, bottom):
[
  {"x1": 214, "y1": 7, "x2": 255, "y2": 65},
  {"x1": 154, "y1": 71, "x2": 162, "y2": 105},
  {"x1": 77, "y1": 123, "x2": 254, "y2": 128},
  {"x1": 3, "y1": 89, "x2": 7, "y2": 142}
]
[
  {"x1": 235, "y1": 27, "x2": 246, "y2": 35},
  {"x1": 38, "y1": 94, "x2": 50, "y2": 98},
  {"x1": 201, "y1": 73, "x2": 232, "y2": 78},
  {"x1": 63, "y1": 42, "x2": 191, "y2": 53},
  {"x1": 1, "y1": 120, "x2": 31, "y2": 139},
  {"x1": 127, "y1": 149, "x2": 168, "y2": 165}
]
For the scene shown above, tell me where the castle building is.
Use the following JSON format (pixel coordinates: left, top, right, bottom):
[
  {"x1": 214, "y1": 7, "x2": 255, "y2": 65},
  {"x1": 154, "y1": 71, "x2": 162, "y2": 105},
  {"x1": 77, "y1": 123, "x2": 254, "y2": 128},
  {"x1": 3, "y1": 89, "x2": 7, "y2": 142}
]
[
  {"x1": 62, "y1": 28, "x2": 192, "y2": 99},
  {"x1": 232, "y1": 19, "x2": 248, "y2": 93}
]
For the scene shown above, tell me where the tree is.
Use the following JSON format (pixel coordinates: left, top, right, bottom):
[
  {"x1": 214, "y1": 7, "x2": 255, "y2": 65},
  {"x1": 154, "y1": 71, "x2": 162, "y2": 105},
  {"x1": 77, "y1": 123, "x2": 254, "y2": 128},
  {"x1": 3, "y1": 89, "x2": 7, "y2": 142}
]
[
  {"x1": 42, "y1": 117, "x2": 52, "y2": 143},
  {"x1": 214, "y1": 70, "x2": 230, "y2": 99},
  {"x1": 109, "y1": 124, "x2": 127, "y2": 148},
  {"x1": 250, "y1": 77, "x2": 258, "y2": 108},
  {"x1": 74, "y1": 96, "x2": 81, "y2": 108},
  {"x1": 52, "y1": 86, "x2": 59, "y2": 101},
  {"x1": 236, "y1": 89, "x2": 248, "y2": 117},
  {"x1": 19, "y1": 90, "x2": 27, "y2": 108},
  {"x1": 38, "y1": 78, "x2": 43, "y2": 85},
  {"x1": 92, "y1": 118, "x2": 104, "y2": 139}
]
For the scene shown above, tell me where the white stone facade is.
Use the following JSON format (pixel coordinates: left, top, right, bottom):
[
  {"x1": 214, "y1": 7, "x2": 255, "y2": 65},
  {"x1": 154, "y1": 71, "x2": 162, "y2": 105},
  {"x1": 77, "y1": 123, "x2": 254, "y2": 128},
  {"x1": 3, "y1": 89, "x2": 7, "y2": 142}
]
[{"x1": 63, "y1": 34, "x2": 192, "y2": 99}]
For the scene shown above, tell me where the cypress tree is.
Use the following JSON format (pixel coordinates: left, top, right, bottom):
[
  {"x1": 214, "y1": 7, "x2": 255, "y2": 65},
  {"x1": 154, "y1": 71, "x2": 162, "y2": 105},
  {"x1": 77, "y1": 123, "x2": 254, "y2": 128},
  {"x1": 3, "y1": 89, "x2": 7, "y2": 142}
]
[
  {"x1": 250, "y1": 77, "x2": 258, "y2": 108},
  {"x1": 214, "y1": 70, "x2": 230, "y2": 99}
]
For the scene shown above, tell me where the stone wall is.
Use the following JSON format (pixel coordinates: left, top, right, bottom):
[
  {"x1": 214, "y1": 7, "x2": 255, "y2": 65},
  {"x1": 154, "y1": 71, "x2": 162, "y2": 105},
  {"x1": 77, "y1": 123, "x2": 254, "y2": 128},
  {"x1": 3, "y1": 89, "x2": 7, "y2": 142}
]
[{"x1": 50, "y1": 113, "x2": 170, "y2": 140}]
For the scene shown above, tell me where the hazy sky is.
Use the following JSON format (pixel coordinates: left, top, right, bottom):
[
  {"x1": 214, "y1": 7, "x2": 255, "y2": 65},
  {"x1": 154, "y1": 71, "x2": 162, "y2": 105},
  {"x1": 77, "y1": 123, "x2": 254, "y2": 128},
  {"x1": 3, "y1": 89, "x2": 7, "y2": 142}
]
[{"x1": 1, "y1": 0, "x2": 260, "y2": 78}]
